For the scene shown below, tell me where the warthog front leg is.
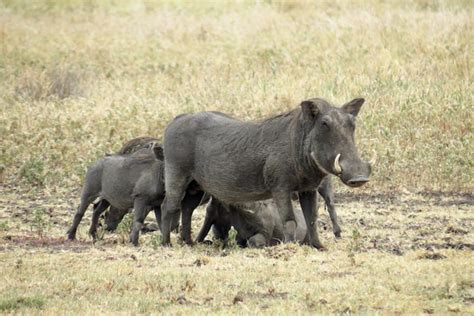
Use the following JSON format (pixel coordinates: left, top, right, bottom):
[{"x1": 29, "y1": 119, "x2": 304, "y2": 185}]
[
  {"x1": 197, "y1": 198, "x2": 231, "y2": 246},
  {"x1": 196, "y1": 198, "x2": 217, "y2": 243},
  {"x1": 67, "y1": 194, "x2": 97, "y2": 240},
  {"x1": 299, "y1": 190, "x2": 325, "y2": 250},
  {"x1": 326, "y1": 198, "x2": 341, "y2": 238},
  {"x1": 104, "y1": 206, "x2": 129, "y2": 231},
  {"x1": 318, "y1": 179, "x2": 341, "y2": 238},
  {"x1": 89, "y1": 199, "x2": 110, "y2": 240},
  {"x1": 272, "y1": 192, "x2": 296, "y2": 242}
]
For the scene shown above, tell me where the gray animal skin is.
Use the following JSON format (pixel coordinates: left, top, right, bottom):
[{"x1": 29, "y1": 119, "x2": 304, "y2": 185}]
[
  {"x1": 101, "y1": 136, "x2": 161, "y2": 232},
  {"x1": 67, "y1": 147, "x2": 166, "y2": 246},
  {"x1": 161, "y1": 98, "x2": 371, "y2": 249},
  {"x1": 196, "y1": 198, "x2": 286, "y2": 248}
]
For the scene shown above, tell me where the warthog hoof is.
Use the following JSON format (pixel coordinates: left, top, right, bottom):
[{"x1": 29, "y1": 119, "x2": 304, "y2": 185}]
[
  {"x1": 161, "y1": 239, "x2": 172, "y2": 247},
  {"x1": 314, "y1": 243, "x2": 327, "y2": 251},
  {"x1": 66, "y1": 230, "x2": 76, "y2": 241},
  {"x1": 183, "y1": 239, "x2": 195, "y2": 246},
  {"x1": 129, "y1": 231, "x2": 140, "y2": 247}
]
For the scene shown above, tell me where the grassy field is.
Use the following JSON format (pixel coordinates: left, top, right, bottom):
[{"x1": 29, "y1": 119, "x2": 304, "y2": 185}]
[{"x1": 0, "y1": 0, "x2": 473, "y2": 314}]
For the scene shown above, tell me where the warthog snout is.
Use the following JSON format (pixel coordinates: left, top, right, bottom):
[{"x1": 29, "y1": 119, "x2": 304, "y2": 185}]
[
  {"x1": 346, "y1": 175, "x2": 370, "y2": 187},
  {"x1": 339, "y1": 158, "x2": 371, "y2": 188}
]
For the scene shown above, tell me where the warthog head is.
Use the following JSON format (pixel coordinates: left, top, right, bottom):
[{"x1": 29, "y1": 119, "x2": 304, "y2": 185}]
[{"x1": 301, "y1": 98, "x2": 373, "y2": 187}]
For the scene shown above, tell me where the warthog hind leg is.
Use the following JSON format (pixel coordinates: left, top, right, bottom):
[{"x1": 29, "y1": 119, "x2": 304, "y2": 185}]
[
  {"x1": 130, "y1": 199, "x2": 150, "y2": 246},
  {"x1": 161, "y1": 168, "x2": 190, "y2": 246}
]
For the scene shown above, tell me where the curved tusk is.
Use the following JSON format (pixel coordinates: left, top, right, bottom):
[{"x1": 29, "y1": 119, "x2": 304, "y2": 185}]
[
  {"x1": 369, "y1": 150, "x2": 377, "y2": 166},
  {"x1": 334, "y1": 153, "x2": 342, "y2": 174}
]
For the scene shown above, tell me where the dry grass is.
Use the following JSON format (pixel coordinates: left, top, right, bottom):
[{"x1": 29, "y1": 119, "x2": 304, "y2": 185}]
[
  {"x1": 0, "y1": 0, "x2": 473, "y2": 314},
  {"x1": 0, "y1": 0, "x2": 472, "y2": 192}
]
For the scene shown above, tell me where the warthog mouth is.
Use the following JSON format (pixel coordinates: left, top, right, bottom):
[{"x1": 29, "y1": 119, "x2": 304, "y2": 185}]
[{"x1": 344, "y1": 176, "x2": 370, "y2": 187}]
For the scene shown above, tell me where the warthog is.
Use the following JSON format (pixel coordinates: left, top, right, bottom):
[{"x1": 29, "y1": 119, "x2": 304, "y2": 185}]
[
  {"x1": 80, "y1": 137, "x2": 206, "y2": 245},
  {"x1": 196, "y1": 198, "x2": 286, "y2": 248},
  {"x1": 162, "y1": 98, "x2": 372, "y2": 248},
  {"x1": 101, "y1": 136, "x2": 160, "y2": 231},
  {"x1": 197, "y1": 176, "x2": 339, "y2": 246},
  {"x1": 67, "y1": 147, "x2": 166, "y2": 245}
]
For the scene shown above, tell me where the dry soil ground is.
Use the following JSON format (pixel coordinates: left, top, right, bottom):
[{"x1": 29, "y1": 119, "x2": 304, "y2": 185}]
[{"x1": 0, "y1": 184, "x2": 472, "y2": 314}]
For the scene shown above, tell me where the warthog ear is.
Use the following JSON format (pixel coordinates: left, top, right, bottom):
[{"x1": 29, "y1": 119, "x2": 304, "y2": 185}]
[
  {"x1": 153, "y1": 146, "x2": 164, "y2": 160},
  {"x1": 300, "y1": 99, "x2": 321, "y2": 120},
  {"x1": 342, "y1": 98, "x2": 365, "y2": 117}
]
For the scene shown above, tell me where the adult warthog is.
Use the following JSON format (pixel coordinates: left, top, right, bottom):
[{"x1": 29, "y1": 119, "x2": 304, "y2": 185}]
[
  {"x1": 161, "y1": 98, "x2": 373, "y2": 249},
  {"x1": 106, "y1": 138, "x2": 342, "y2": 240}
]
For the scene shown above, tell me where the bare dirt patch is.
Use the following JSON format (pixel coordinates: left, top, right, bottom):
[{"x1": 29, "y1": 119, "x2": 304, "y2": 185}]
[
  {"x1": 1, "y1": 185, "x2": 473, "y2": 255},
  {"x1": 2, "y1": 235, "x2": 92, "y2": 252}
]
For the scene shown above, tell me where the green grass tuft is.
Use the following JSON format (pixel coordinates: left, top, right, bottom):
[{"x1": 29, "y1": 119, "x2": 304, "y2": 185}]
[{"x1": 0, "y1": 296, "x2": 45, "y2": 311}]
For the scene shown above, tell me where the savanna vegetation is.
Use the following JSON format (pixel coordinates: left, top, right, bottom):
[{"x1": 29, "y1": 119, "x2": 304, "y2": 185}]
[{"x1": 0, "y1": 0, "x2": 472, "y2": 314}]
